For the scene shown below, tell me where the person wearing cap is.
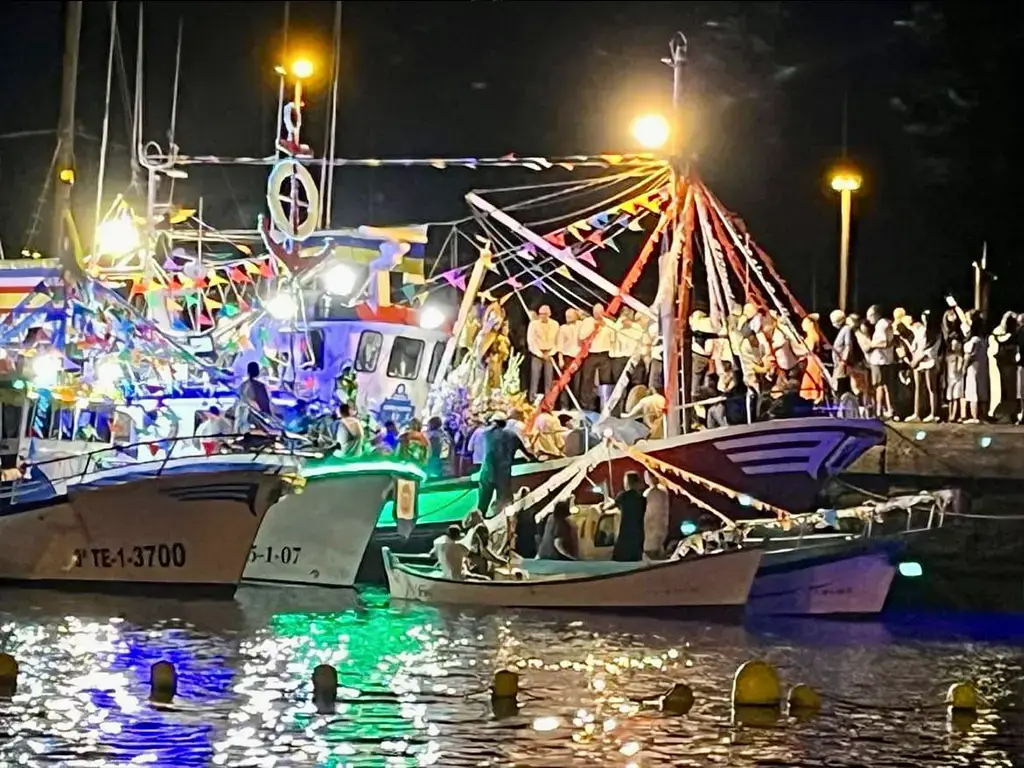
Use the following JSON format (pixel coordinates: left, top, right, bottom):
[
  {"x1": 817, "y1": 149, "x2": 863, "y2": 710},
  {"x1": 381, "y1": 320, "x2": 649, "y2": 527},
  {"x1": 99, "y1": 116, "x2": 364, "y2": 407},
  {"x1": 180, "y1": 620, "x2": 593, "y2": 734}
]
[
  {"x1": 527, "y1": 304, "x2": 560, "y2": 402},
  {"x1": 477, "y1": 411, "x2": 537, "y2": 516}
]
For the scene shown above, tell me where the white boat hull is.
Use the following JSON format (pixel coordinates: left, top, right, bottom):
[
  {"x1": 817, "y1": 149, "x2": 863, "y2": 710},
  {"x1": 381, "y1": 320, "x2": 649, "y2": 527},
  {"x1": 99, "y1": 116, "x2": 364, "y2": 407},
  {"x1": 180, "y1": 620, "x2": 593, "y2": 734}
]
[
  {"x1": 0, "y1": 470, "x2": 283, "y2": 594},
  {"x1": 383, "y1": 547, "x2": 763, "y2": 609},
  {"x1": 244, "y1": 471, "x2": 417, "y2": 588}
]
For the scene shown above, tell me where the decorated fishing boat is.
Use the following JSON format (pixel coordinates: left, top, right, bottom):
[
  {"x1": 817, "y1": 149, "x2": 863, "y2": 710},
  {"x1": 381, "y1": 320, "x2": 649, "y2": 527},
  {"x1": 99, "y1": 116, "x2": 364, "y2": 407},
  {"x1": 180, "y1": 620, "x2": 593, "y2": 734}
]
[{"x1": 382, "y1": 545, "x2": 762, "y2": 611}]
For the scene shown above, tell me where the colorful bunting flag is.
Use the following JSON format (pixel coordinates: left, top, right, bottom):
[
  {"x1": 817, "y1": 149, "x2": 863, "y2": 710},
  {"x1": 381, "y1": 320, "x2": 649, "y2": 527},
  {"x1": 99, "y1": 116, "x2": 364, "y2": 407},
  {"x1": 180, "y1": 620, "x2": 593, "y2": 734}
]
[{"x1": 577, "y1": 251, "x2": 598, "y2": 267}]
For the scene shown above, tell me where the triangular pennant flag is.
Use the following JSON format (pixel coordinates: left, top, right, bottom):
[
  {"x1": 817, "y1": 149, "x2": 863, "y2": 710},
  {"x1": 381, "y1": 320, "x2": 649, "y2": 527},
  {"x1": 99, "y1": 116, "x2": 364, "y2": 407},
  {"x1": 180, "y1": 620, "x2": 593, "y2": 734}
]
[
  {"x1": 208, "y1": 271, "x2": 229, "y2": 287},
  {"x1": 577, "y1": 250, "x2": 598, "y2": 267},
  {"x1": 454, "y1": 274, "x2": 468, "y2": 292},
  {"x1": 221, "y1": 303, "x2": 240, "y2": 317},
  {"x1": 179, "y1": 275, "x2": 194, "y2": 289},
  {"x1": 146, "y1": 279, "x2": 164, "y2": 292},
  {"x1": 566, "y1": 224, "x2": 583, "y2": 241},
  {"x1": 507, "y1": 276, "x2": 522, "y2": 289},
  {"x1": 259, "y1": 261, "x2": 275, "y2": 278},
  {"x1": 400, "y1": 284, "x2": 417, "y2": 300},
  {"x1": 238, "y1": 299, "x2": 251, "y2": 312},
  {"x1": 228, "y1": 267, "x2": 250, "y2": 283},
  {"x1": 198, "y1": 313, "x2": 214, "y2": 326},
  {"x1": 129, "y1": 280, "x2": 146, "y2": 298},
  {"x1": 184, "y1": 294, "x2": 200, "y2": 307},
  {"x1": 585, "y1": 231, "x2": 605, "y2": 246},
  {"x1": 627, "y1": 215, "x2": 646, "y2": 232},
  {"x1": 620, "y1": 201, "x2": 640, "y2": 215},
  {"x1": 574, "y1": 219, "x2": 593, "y2": 233},
  {"x1": 243, "y1": 261, "x2": 262, "y2": 275},
  {"x1": 639, "y1": 196, "x2": 662, "y2": 213},
  {"x1": 162, "y1": 257, "x2": 179, "y2": 272},
  {"x1": 544, "y1": 231, "x2": 566, "y2": 248},
  {"x1": 517, "y1": 245, "x2": 535, "y2": 261},
  {"x1": 235, "y1": 243, "x2": 253, "y2": 256},
  {"x1": 600, "y1": 154, "x2": 624, "y2": 165},
  {"x1": 555, "y1": 266, "x2": 571, "y2": 279},
  {"x1": 168, "y1": 208, "x2": 197, "y2": 225},
  {"x1": 204, "y1": 295, "x2": 223, "y2": 310},
  {"x1": 440, "y1": 269, "x2": 462, "y2": 289},
  {"x1": 166, "y1": 276, "x2": 181, "y2": 292},
  {"x1": 165, "y1": 297, "x2": 183, "y2": 312},
  {"x1": 607, "y1": 238, "x2": 620, "y2": 252},
  {"x1": 192, "y1": 275, "x2": 208, "y2": 289}
]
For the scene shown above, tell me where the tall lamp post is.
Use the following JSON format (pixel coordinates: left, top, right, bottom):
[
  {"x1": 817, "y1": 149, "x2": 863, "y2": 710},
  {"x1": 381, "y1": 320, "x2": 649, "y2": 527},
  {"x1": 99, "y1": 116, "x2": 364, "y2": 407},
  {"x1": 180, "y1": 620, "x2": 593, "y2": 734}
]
[{"x1": 830, "y1": 169, "x2": 862, "y2": 313}]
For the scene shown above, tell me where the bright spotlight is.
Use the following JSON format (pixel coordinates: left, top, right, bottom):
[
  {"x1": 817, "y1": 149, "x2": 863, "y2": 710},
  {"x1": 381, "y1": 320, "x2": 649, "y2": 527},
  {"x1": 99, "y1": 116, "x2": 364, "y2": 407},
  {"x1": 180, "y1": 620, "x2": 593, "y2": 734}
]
[
  {"x1": 830, "y1": 171, "x2": 863, "y2": 193},
  {"x1": 630, "y1": 114, "x2": 671, "y2": 150},
  {"x1": 265, "y1": 292, "x2": 299, "y2": 320},
  {"x1": 291, "y1": 58, "x2": 314, "y2": 79},
  {"x1": 96, "y1": 360, "x2": 123, "y2": 388},
  {"x1": 95, "y1": 215, "x2": 141, "y2": 257},
  {"x1": 419, "y1": 305, "x2": 446, "y2": 330},
  {"x1": 323, "y1": 264, "x2": 358, "y2": 297},
  {"x1": 31, "y1": 354, "x2": 62, "y2": 387}
]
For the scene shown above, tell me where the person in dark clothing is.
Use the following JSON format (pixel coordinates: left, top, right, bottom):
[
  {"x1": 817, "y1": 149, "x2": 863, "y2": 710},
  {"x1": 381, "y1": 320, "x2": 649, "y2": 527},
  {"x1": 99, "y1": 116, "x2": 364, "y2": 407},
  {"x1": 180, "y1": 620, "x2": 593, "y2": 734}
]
[
  {"x1": 477, "y1": 412, "x2": 537, "y2": 516},
  {"x1": 537, "y1": 500, "x2": 579, "y2": 560},
  {"x1": 610, "y1": 471, "x2": 646, "y2": 562},
  {"x1": 767, "y1": 378, "x2": 814, "y2": 420}
]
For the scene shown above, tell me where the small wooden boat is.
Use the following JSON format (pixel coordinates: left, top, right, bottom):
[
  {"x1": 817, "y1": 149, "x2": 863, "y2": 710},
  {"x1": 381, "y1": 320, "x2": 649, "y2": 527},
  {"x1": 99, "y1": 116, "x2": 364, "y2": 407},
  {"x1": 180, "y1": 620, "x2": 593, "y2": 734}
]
[{"x1": 381, "y1": 545, "x2": 763, "y2": 610}]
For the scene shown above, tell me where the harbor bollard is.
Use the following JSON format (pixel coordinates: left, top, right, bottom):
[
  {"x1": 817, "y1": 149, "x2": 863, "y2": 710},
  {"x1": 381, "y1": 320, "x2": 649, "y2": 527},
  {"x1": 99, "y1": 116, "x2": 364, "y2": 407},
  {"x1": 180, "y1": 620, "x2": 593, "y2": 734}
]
[
  {"x1": 312, "y1": 664, "x2": 338, "y2": 714},
  {"x1": 661, "y1": 682, "x2": 694, "y2": 715},
  {"x1": 0, "y1": 652, "x2": 18, "y2": 696},
  {"x1": 786, "y1": 683, "x2": 821, "y2": 719},
  {"x1": 150, "y1": 661, "x2": 177, "y2": 703}
]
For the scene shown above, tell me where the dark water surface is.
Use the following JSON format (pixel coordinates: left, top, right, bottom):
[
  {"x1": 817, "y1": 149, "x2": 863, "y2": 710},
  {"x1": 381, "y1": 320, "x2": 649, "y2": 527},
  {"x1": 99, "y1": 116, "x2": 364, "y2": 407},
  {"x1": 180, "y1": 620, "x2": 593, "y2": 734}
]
[{"x1": 1, "y1": 586, "x2": 1023, "y2": 767}]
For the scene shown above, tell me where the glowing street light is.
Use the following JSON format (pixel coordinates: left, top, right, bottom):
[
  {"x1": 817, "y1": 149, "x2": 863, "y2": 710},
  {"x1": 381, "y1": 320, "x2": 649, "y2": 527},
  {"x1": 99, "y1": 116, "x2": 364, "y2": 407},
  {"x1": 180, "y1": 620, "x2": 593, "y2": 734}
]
[
  {"x1": 290, "y1": 58, "x2": 314, "y2": 80},
  {"x1": 630, "y1": 114, "x2": 671, "y2": 150},
  {"x1": 829, "y1": 166, "x2": 863, "y2": 313},
  {"x1": 95, "y1": 214, "x2": 141, "y2": 257}
]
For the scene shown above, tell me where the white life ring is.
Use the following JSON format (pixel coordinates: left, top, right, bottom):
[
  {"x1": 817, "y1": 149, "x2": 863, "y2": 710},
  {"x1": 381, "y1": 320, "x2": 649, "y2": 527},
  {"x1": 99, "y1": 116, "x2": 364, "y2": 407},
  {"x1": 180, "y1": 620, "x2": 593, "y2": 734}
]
[{"x1": 266, "y1": 160, "x2": 321, "y2": 241}]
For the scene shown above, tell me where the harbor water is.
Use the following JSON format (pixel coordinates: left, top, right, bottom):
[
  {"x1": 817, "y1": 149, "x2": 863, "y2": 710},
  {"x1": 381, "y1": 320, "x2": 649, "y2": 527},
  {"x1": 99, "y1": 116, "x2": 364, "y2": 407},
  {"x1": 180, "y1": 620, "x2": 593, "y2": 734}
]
[{"x1": 1, "y1": 586, "x2": 1023, "y2": 767}]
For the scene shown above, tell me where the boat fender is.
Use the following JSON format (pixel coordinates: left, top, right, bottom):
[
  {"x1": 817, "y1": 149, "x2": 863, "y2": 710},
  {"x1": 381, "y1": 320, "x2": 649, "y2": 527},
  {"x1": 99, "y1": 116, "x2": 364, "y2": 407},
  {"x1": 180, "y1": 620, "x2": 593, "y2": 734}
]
[
  {"x1": 0, "y1": 653, "x2": 18, "y2": 696},
  {"x1": 660, "y1": 683, "x2": 694, "y2": 715},
  {"x1": 786, "y1": 683, "x2": 821, "y2": 717},
  {"x1": 492, "y1": 669, "x2": 519, "y2": 700},
  {"x1": 150, "y1": 661, "x2": 177, "y2": 703},
  {"x1": 945, "y1": 682, "x2": 978, "y2": 712},
  {"x1": 731, "y1": 660, "x2": 781, "y2": 708},
  {"x1": 313, "y1": 664, "x2": 339, "y2": 713}
]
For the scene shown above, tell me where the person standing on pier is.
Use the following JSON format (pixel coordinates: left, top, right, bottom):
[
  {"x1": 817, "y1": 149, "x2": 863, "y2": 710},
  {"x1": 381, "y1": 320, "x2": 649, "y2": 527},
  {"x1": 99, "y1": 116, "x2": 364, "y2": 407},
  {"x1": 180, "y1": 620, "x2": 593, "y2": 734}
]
[
  {"x1": 527, "y1": 305, "x2": 559, "y2": 403},
  {"x1": 963, "y1": 314, "x2": 989, "y2": 424},
  {"x1": 866, "y1": 305, "x2": 896, "y2": 420}
]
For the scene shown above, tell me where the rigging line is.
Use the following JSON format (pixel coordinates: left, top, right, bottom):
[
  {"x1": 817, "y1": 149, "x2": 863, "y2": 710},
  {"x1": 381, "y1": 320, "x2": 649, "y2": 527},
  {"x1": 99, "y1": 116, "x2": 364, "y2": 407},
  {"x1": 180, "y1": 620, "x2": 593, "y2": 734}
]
[
  {"x1": 24, "y1": 141, "x2": 62, "y2": 250},
  {"x1": 274, "y1": 1, "x2": 291, "y2": 162},
  {"x1": 426, "y1": 225, "x2": 457, "y2": 281},
  {"x1": 166, "y1": 15, "x2": 184, "y2": 206},
  {"x1": 112, "y1": 8, "x2": 134, "y2": 170},
  {"x1": 95, "y1": 0, "x2": 118, "y2": 232},
  {"x1": 468, "y1": 166, "x2": 659, "y2": 198},
  {"x1": 0, "y1": 129, "x2": 55, "y2": 140},
  {"x1": 324, "y1": 0, "x2": 343, "y2": 228},
  {"x1": 473, "y1": 170, "x2": 652, "y2": 217},
  {"x1": 523, "y1": 170, "x2": 670, "y2": 228}
]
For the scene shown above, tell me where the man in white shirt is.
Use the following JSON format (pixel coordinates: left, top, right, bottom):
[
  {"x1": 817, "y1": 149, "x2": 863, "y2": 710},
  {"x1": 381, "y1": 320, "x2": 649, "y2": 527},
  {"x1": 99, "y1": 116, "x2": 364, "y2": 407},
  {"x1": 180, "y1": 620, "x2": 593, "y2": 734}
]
[
  {"x1": 557, "y1": 308, "x2": 582, "y2": 406},
  {"x1": 195, "y1": 405, "x2": 232, "y2": 455},
  {"x1": 527, "y1": 304, "x2": 560, "y2": 402},
  {"x1": 866, "y1": 304, "x2": 896, "y2": 419},
  {"x1": 578, "y1": 303, "x2": 615, "y2": 411},
  {"x1": 432, "y1": 525, "x2": 469, "y2": 580},
  {"x1": 645, "y1": 320, "x2": 663, "y2": 390},
  {"x1": 610, "y1": 308, "x2": 645, "y2": 380}
]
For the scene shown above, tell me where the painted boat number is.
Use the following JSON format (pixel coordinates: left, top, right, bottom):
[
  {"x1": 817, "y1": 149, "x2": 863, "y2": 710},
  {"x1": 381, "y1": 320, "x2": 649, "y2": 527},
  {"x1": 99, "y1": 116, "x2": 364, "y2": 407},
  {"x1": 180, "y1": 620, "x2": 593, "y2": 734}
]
[
  {"x1": 248, "y1": 545, "x2": 302, "y2": 565},
  {"x1": 73, "y1": 544, "x2": 187, "y2": 569}
]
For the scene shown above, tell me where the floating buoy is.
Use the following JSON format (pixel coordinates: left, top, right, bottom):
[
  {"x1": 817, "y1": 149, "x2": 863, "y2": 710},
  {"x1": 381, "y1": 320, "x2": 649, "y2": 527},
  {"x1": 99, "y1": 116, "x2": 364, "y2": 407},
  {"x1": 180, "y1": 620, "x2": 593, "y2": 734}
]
[
  {"x1": 661, "y1": 682, "x2": 694, "y2": 715},
  {"x1": 945, "y1": 682, "x2": 978, "y2": 712},
  {"x1": 491, "y1": 697, "x2": 520, "y2": 719},
  {"x1": 150, "y1": 661, "x2": 177, "y2": 703},
  {"x1": 732, "y1": 660, "x2": 781, "y2": 708},
  {"x1": 492, "y1": 669, "x2": 519, "y2": 700},
  {"x1": 786, "y1": 683, "x2": 821, "y2": 716},
  {"x1": 0, "y1": 653, "x2": 18, "y2": 695},
  {"x1": 312, "y1": 664, "x2": 338, "y2": 713}
]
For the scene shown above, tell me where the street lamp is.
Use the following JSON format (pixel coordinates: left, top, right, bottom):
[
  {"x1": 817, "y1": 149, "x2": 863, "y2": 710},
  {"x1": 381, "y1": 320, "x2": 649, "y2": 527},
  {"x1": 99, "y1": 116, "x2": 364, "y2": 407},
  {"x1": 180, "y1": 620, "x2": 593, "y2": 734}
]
[
  {"x1": 829, "y1": 168, "x2": 862, "y2": 313},
  {"x1": 630, "y1": 114, "x2": 671, "y2": 150},
  {"x1": 290, "y1": 58, "x2": 314, "y2": 80}
]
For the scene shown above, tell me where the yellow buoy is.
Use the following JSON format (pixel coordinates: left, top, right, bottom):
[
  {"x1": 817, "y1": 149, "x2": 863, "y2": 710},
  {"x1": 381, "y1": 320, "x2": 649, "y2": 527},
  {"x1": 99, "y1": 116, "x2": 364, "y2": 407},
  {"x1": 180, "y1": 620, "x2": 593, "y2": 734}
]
[
  {"x1": 491, "y1": 697, "x2": 520, "y2": 719},
  {"x1": 492, "y1": 669, "x2": 519, "y2": 700},
  {"x1": 945, "y1": 682, "x2": 978, "y2": 712},
  {"x1": 661, "y1": 682, "x2": 694, "y2": 715},
  {"x1": 732, "y1": 660, "x2": 781, "y2": 708},
  {"x1": 787, "y1": 683, "x2": 821, "y2": 716},
  {"x1": 312, "y1": 664, "x2": 339, "y2": 713},
  {"x1": 150, "y1": 661, "x2": 177, "y2": 703},
  {"x1": 0, "y1": 653, "x2": 18, "y2": 695}
]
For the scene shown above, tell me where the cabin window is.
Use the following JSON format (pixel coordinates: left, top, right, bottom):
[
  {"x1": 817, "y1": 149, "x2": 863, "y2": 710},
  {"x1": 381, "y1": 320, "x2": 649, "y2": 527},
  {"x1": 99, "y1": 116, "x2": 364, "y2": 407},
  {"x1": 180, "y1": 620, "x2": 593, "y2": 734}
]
[
  {"x1": 354, "y1": 331, "x2": 383, "y2": 373},
  {"x1": 594, "y1": 513, "x2": 618, "y2": 548},
  {"x1": 1, "y1": 404, "x2": 22, "y2": 440},
  {"x1": 427, "y1": 341, "x2": 445, "y2": 383},
  {"x1": 387, "y1": 336, "x2": 424, "y2": 380}
]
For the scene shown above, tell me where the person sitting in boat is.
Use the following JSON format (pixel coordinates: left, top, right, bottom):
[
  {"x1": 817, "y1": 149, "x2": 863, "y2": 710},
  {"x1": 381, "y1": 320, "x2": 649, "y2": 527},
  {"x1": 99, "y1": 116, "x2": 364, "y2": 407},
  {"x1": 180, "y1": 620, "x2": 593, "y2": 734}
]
[
  {"x1": 478, "y1": 411, "x2": 537, "y2": 516},
  {"x1": 335, "y1": 403, "x2": 365, "y2": 457},
  {"x1": 607, "y1": 471, "x2": 647, "y2": 562},
  {"x1": 236, "y1": 361, "x2": 273, "y2": 433},
  {"x1": 461, "y1": 509, "x2": 504, "y2": 577},
  {"x1": 528, "y1": 409, "x2": 567, "y2": 460},
  {"x1": 623, "y1": 386, "x2": 666, "y2": 440},
  {"x1": 373, "y1": 420, "x2": 400, "y2": 454},
  {"x1": 537, "y1": 500, "x2": 579, "y2": 561},
  {"x1": 398, "y1": 419, "x2": 430, "y2": 464},
  {"x1": 195, "y1": 405, "x2": 232, "y2": 455},
  {"x1": 432, "y1": 524, "x2": 470, "y2": 580}
]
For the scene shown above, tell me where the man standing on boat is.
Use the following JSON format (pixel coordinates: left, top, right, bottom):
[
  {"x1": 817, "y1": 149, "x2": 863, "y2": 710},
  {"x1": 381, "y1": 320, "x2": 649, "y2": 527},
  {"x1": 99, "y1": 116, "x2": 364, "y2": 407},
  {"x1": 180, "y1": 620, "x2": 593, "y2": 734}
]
[
  {"x1": 557, "y1": 308, "x2": 582, "y2": 406},
  {"x1": 527, "y1": 305, "x2": 560, "y2": 403},
  {"x1": 477, "y1": 411, "x2": 537, "y2": 516},
  {"x1": 236, "y1": 361, "x2": 272, "y2": 433},
  {"x1": 579, "y1": 304, "x2": 615, "y2": 411}
]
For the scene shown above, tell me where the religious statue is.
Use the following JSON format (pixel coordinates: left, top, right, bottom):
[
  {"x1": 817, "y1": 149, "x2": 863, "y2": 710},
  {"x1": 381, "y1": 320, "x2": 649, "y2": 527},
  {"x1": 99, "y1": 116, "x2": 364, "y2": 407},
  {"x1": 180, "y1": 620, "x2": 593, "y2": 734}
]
[
  {"x1": 335, "y1": 362, "x2": 358, "y2": 409},
  {"x1": 483, "y1": 319, "x2": 512, "y2": 392}
]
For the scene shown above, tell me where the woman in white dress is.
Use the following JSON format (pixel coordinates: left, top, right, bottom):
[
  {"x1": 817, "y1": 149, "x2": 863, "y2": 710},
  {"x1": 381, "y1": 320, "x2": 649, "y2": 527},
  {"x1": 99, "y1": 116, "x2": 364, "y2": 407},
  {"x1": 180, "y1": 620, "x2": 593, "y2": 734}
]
[
  {"x1": 962, "y1": 314, "x2": 989, "y2": 424},
  {"x1": 908, "y1": 311, "x2": 942, "y2": 422}
]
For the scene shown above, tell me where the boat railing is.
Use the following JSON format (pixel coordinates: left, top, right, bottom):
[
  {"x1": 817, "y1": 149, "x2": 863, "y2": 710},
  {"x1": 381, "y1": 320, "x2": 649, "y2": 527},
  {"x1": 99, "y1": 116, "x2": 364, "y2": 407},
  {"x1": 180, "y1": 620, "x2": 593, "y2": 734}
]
[{"x1": 0, "y1": 432, "x2": 311, "y2": 503}]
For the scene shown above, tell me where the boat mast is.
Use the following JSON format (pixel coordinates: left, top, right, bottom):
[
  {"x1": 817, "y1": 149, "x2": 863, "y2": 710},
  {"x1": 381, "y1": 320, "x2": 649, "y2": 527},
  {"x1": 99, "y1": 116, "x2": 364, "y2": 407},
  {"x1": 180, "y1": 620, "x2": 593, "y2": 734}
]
[
  {"x1": 95, "y1": 1, "x2": 118, "y2": 234},
  {"x1": 662, "y1": 32, "x2": 687, "y2": 437},
  {"x1": 51, "y1": 0, "x2": 83, "y2": 273}
]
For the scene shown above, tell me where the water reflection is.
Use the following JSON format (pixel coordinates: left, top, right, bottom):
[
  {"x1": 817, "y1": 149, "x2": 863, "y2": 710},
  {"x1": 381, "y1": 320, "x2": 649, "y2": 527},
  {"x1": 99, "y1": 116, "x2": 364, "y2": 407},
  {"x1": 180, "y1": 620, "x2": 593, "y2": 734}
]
[{"x1": 1, "y1": 587, "x2": 1023, "y2": 767}]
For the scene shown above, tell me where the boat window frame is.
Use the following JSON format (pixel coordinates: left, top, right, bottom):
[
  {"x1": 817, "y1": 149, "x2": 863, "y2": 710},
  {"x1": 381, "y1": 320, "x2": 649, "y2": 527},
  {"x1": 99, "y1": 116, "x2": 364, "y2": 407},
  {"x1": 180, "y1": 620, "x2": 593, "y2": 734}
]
[
  {"x1": 426, "y1": 341, "x2": 445, "y2": 383},
  {"x1": 387, "y1": 335, "x2": 426, "y2": 381},
  {"x1": 354, "y1": 330, "x2": 384, "y2": 373}
]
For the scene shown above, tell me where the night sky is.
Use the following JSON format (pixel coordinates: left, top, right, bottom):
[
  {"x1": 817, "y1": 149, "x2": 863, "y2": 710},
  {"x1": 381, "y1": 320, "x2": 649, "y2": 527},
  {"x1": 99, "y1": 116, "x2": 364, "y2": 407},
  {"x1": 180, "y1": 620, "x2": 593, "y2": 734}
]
[{"x1": 0, "y1": 1, "x2": 1021, "y2": 317}]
